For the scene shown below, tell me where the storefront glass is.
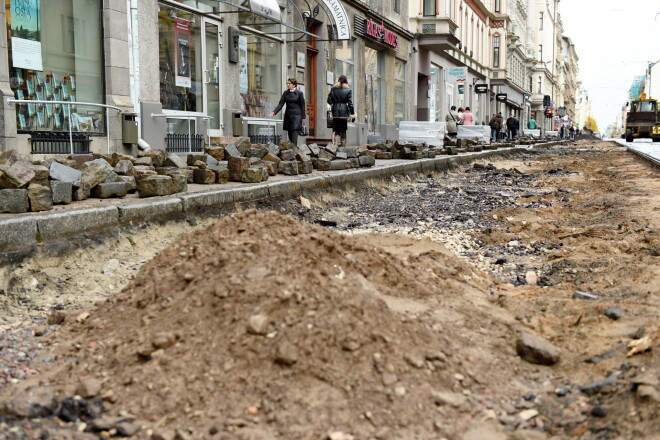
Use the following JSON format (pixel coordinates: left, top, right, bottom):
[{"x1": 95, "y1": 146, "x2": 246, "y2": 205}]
[
  {"x1": 429, "y1": 65, "x2": 441, "y2": 122},
  {"x1": 365, "y1": 47, "x2": 381, "y2": 133},
  {"x1": 394, "y1": 59, "x2": 406, "y2": 125},
  {"x1": 238, "y1": 32, "x2": 282, "y2": 118},
  {"x1": 158, "y1": 4, "x2": 202, "y2": 113},
  {"x1": 5, "y1": 0, "x2": 104, "y2": 133},
  {"x1": 335, "y1": 40, "x2": 354, "y2": 89}
]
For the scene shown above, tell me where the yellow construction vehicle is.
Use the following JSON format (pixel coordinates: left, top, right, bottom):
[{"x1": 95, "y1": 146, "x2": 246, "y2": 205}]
[{"x1": 625, "y1": 93, "x2": 660, "y2": 142}]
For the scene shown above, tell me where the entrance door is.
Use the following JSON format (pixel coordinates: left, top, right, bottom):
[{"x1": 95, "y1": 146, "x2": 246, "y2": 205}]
[
  {"x1": 202, "y1": 18, "x2": 221, "y2": 135},
  {"x1": 305, "y1": 49, "x2": 318, "y2": 137},
  {"x1": 365, "y1": 47, "x2": 381, "y2": 135}
]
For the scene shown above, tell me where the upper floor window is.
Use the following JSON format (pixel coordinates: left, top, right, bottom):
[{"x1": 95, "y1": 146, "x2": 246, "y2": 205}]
[
  {"x1": 539, "y1": 12, "x2": 543, "y2": 30},
  {"x1": 538, "y1": 44, "x2": 543, "y2": 62},
  {"x1": 494, "y1": 0, "x2": 500, "y2": 12},
  {"x1": 423, "y1": 0, "x2": 436, "y2": 16},
  {"x1": 493, "y1": 35, "x2": 500, "y2": 68},
  {"x1": 393, "y1": 0, "x2": 400, "y2": 13},
  {"x1": 537, "y1": 75, "x2": 542, "y2": 94}
]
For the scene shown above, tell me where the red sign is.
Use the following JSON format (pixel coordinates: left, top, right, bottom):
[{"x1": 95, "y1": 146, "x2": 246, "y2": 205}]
[{"x1": 366, "y1": 19, "x2": 399, "y2": 48}]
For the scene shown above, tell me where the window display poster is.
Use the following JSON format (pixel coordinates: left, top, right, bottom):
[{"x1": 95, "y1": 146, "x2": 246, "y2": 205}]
[
  {"x1": 239, "y1": 35, "x2": 248, "y2": 95},
  {"x1": 10, "y1": 0, "x2": 43, "y2": 71},
  {"x1": 174, "y1": 18, "x2": 191, "y2": 88}
]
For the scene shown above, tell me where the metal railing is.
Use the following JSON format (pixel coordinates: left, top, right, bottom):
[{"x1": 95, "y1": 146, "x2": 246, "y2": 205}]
[
  {"x1": 243, "y1": 116, "x2": 280, "y2": 145},
  {"x1": 7, "y1": 99, "x2": 124, "y2": 155},
  {"x1": 151, "y1": 113, "x2": 213, "y2": 153}
]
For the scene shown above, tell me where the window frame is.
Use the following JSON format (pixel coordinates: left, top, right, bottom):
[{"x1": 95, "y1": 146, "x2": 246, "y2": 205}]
[
  {"x1": 493, "y1": 34, "x2": 500, "y2": 68},
  {"x1": 539, "y1": 12, "x2": 543, "y2": 30}
]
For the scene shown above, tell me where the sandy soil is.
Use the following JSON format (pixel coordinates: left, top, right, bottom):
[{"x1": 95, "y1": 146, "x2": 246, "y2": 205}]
[{"x1": 0, "y1": 140, "x2": 657, "y2": 440}]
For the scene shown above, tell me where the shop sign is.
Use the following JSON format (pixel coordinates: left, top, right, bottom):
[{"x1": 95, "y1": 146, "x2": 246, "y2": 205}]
[
  {"x1": 174, "y1": 18, "x2": 191, "y2": 88},
  {"x1": 365, "y1": 19, "x2": 399, "y2": 48},
  {"x1": 496, "y1": 93, "x2": 507, "y2": 102},
  {"x1": 10, "y1": 0, "x2": 43, "y2": 71},
  {"x1": 322, "y1": 0, "x2": 351, "y2": 40},
  {"x1": 475, "y1": 84, "x2": 488, "y2": 94},
  {"x1": 447, "y1": 67, "x2": 467, "y2": 83}
]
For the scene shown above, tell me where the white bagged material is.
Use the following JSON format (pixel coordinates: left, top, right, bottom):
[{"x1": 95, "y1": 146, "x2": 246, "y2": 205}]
[
  {"x1": 458, "y1": 125, "x2": 490, "y2": 143},
  {"x1": 398, "y1": 121, "x2": 446, "y2": 146}
]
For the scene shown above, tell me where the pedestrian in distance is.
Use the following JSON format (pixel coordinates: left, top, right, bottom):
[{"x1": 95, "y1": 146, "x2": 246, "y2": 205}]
[
  {"x1": 559, "y1": 125, "x2": 565, "y2": 139},
  {"x1": 445, "y1": 106, "x2": 460, "y2": 139},
  {"x1": 457, "y1": 107, "x2": 465, "y2": 125},
  {"x1": 528, "y1": 117, "x2": 538, "y2": 130},
  {"x1": 506, "y1": 114, "x2": 518, "y2": 139},
  {"x1": 462, "y1": 107, "x2": 474, "y2": 125},
  {"x1": 271, "y1": 78, "x2": 306, "y2": 145},
  {"x1": 327, "y1": 74, "x2": 355, "y2": 147},
  {"x1": 489, "y1": 114, "x2": 499, "y2": 140},
  {"x1": 496, "y1": 113, "x2": 505, "y2": 140},
  {"x1": 569, "y1": 124, "x2": 575, "y2": 140}
]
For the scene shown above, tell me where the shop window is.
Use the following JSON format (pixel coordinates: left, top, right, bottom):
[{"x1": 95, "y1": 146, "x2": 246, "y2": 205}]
[
  {"x1": 334, "y1": 40, "x2": 355, "y2": 94},
  {"x1": 238, "y1": 33, "x2": 282, "y2": 117},
  {"x1": 158, "y1": 4, "x2": 201, "y2": 113},
  {"x1": 5, "y1": 0, "x2": 105, "y2": 133},
  {"x1": 429, "y1": 65, "x2": 441, "y2": 122},
  {"x1": 394, "y1": 59, "x2": 406, "y2": 125}
]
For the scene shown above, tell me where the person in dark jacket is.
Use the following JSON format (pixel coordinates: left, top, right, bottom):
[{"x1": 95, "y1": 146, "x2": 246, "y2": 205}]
[
  {"x1": 271, "y1": 78, "x2": 306, "y2": 145},
  {"x1": 506, "y1": 114, "x2": 519, "y2": 139},
  {"x1": 327, "y1": 75, "x2": 355, "y2": 146}
]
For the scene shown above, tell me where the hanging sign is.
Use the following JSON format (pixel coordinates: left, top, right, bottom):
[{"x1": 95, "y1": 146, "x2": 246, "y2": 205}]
[
  {"x1": 447, "y1": 67, "x2": 467, "y2": 83},
  {"x1": 475, "y1": 84, "x2": 488, "y2": 94},
  {"x1": 174, "y1": 18, "x2": 191, "y2": 88},
  {"x1": 10, "y1": 0, "x2": 43, "y2": 70},
  {"x1": 496, "y1": 93, "x2": 508, "y2": 102},
  {"x1": 322, "y1": 0, "x2": 351, "y2": 40},
  {"x1": 238, "y1": 35, "x2": 248, "y2": 94}
]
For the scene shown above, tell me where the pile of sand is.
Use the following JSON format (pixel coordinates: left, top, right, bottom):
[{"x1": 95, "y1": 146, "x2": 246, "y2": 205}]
[{"x1": 9, "y1": 210, "x2": 510, "y2": 439}]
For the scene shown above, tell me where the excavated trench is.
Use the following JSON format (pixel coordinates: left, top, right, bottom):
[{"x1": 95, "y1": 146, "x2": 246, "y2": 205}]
[{"x1": 0, "y1": 140, "x2": 658, "y2": 439}]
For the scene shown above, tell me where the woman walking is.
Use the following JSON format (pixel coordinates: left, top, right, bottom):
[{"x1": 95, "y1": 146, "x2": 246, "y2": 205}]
[
  {"x1": 271, "y1": 78, "x2": 306, "y2": 145},
  {"x1": 327, "y1": 75, "x2": 355, "y2": 146}
]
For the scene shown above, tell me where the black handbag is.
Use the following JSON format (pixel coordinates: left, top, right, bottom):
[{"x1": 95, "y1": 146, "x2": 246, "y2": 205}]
[{"x1": 327, "y1": 110, "x2": 333, "y2": 128}]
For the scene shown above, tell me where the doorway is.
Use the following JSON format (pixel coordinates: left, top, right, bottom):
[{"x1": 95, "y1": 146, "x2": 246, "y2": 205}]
[
  {"x1": 306, "y1": 48, "x2": 318, "y2": 137},
  {"x1": 202, "y1": 18, "x2": 221, "y2": 134}
]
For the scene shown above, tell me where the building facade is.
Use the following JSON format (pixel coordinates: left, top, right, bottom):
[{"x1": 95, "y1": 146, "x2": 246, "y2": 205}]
[{"x1": 0, "y1": 0, "x2": 587, "y2": 156}]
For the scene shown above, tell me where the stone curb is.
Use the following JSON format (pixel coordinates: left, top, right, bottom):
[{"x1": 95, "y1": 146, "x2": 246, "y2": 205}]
[
  {"x1": 118, "y1": 198, "x2": 185, "y2": 225},
  {"x1": 0, "y1": 146, "x2": 534, "y2": 254},
  {"x1": 35, "y1": 206, "x2": 120, "y2": 242},
  {"x1": 0, "y1": 217, "x2": 37, "y2": 251}
]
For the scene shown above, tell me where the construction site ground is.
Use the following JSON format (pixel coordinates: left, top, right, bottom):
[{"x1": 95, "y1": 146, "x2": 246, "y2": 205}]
[{"x1": 0, "y1": 140, "x2": 658, "y2": 440}]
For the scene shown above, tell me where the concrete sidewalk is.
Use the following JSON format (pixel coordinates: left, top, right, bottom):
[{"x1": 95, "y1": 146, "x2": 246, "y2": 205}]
[
  {"x1": 0, "y1": 142, "x2": 565, "y2": 257},
  {"x1": 613, "y1": 138, "x2": 660, "y2": 167}
]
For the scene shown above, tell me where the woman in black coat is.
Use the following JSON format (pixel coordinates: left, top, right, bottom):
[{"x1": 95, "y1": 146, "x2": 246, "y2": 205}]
[
  {"x1": 327, "y1": 75, "x2": 355, "y2": 146},
  {"x1": 271, "y1": 78, "x2": 306, "y2": 145}
]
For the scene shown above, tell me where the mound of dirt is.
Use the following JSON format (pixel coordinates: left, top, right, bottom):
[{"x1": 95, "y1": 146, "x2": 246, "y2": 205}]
[{"x1": 4, "y1": 210, "x2": 515, "y2": 439}]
